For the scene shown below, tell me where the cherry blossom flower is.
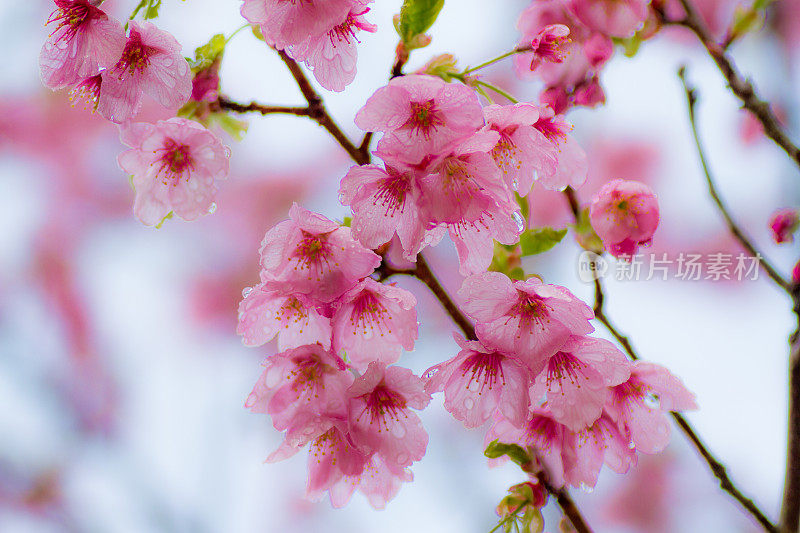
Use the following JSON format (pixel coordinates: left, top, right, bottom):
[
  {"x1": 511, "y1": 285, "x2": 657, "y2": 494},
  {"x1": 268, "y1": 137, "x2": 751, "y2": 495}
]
[
  {"x1": 117, "y1": 118, "x2": 230, "y2": 226},
  {"x1": 347, "y1": 362, "x2": 431, "y2": 472},
  {"x1": 355, "y1": 74, "x2": 484, "y2": 163},
  {"x1": 40, "y1": 0, "x2": 126, "y2": 90},
  {"x1": 589, "y1": 178, "x2": 659, "y2": 258},
  {"x1": 529, "y1": 24, "x2": 571, "y2": 71},
  {"x1": 770, "y1": 208, "x2": 799, "y2": 244},
  {"x1": 306, "y1": 427, "x2": 412, "y2": 509},
  {"x1": 569, "y1": 0, "x2": 649, "y2": 38},
  {"x1": 258, "y1": 204, "x2": 381, "y2": 303},
  {"x1": 418, "y1": 131, "x2": 521, "y2": 274},
  {"x1": 331, "y1": 278, "x2": 418, "y2": 371},
  {"x1": 237, "y1": 282, "x2": 332, "y2": 350},
  {"x1": 606, "y1": 361, "x2": 697, "y2": 454},
  {"x1": 533, "y1": 106, "x2": 588, "y2": 190},
  {"x1": 530, "y1": 335, "x2": 631, "y2": 431},
  {"x1": 339, "y1": 162, "x2": 440, "y2": 258},
  {"x1": 246, "y1": 344, "x2": 353, "y2": 455},
  {"x1": 290, "y1": 4, "x2": 377, "y2": 92},
  {"x1": 99, "y1": 21, "x2": 192, "y2": 123},
  {"x1": 424, "y1": 335, "x2": 530, "y2": 428},
  {"x1": 459, "y1": 272, "x2": 594, "y2": 369},
  {"x1": 240, "y1": 0, "x2": 354, "y2": 50},
  {"x1": 483, "y1": 103, "x2": 558, "y2": 195},
  {"x1": 569, "y1": 412, "x2": 637, "y2": 487}
]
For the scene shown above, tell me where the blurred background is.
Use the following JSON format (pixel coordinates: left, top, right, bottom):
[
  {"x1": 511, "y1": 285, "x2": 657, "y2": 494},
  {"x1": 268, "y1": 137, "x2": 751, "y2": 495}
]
[{"x1": 2, "y1": 0, "x2": 800, "y2": 531}]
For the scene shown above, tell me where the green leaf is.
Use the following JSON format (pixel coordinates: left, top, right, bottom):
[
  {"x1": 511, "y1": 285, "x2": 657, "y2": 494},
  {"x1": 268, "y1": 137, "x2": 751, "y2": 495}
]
[
  {"x1": 208, "y1": 113, "x2": 249, "y2": 141},
  {"x1": 397, "y1": 0, "x2": 444, "y2": 49},
  {"x1": 484, "y1": 440, "x2": 530, "y2": 466},
  {"x1": 515, "y1": 192, "x2": 530, "y2": 226},
  {"x1": 130, "y1": 0, "x2": 163, "y2": 20},
  {"x1": 571, "y1": 207, "x2": 604, "y2": 254},
  {"x1": 519, "y1": 227, "x2": 567, "y2": 256},
  {"x1": 191, "y1": 33, "x2": 227, "y2": 71}
]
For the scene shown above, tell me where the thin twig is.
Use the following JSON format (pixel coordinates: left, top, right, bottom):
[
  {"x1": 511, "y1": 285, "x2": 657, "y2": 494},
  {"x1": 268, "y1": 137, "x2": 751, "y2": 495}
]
[
  {"x1": 216, "y1": 97, "x2": 310, "y2": 117},
  {"x1": 678, "y1": 67, "x2": 790, "y2": 292},
  {"x1": 782, "y1": 286, "x2": 800, "y2": 533},
  {"x1": 656, "y1": 0, "x2": 800, "y2": 170},
  {"x1": 536, "y1": 472, "x2": 594, "y2": 533}
]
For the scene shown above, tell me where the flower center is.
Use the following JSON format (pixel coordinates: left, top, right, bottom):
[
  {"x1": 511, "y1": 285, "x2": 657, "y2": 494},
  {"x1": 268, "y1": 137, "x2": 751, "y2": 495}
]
[
  {"x1": 155, "y1": 139, "x2": 194, "y2": 185},
  {"x1": 115, "y1": 32, "x2": 153, "y2": 76},
  {"x1": 47, "y1": 1, "x2": 95, "y2": 41},
  {"x1": 461, "y1": 351, "x2": 505, "y2": 394},
  {"x1": 401, "y1": 99, "x2": 445, "y2": 139}
]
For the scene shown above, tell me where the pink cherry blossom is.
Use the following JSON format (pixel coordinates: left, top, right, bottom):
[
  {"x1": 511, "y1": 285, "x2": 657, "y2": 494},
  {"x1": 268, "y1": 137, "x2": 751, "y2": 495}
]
[
  {"x1": 240, "y1": 0, "x2": 355, "y2": 50},
  {"x1": 529, "y1": 24, "x2": 571, "y2": 71},
  {"x1": 246, "y1": 344, "x2": 353, "y2": 454},
  {"x1": 117, "y1": 118, "x2": 230, "y2": 226},
  {"x1": 306, "y1": 427, "x2": 412, "y2": 509},
  {"x1": 347, "y1": 362, "x2": 431, "y2": 472},
  {"x1": 483, "y1": 103, "x2": 558, "y2": 195},
  {"x1": 290, "y1": 5, "x2": 377, "y2": 92},
  {"x1": 424, "y1": 335, "x2": 530, "y2": 428},
  {"x1": 258, "y1": 204, "x2": 381, "y2": 303},
  {"x1": 331, "y1": 278, "x2": 418, "y2": 371},
  {"x1": 237, "y1": 282, "x2": 332, "y2": 350},
  {"x1": 606, "y1": 361, "x2": 697, "y2": 454},
  {"x1": 770, "y1": 208, "x2": 799, "y2": 244},
  {"x1": 459, "y1": 272, "x2": 594, "y2": 369},
  {"x1": 530, "y1": 335, "x2": 631, "y2": 431},
  {"x1": 570, "y1": 0, "x2": 649, "y2": 38},
  {"x1": 99, "y1": 21, "x2": 192, "y2": 123},
  {"x1": 589, "y1": 178, "x2": 660, "y2": 258},
  {"x1": 40, "y1": 0, "x2": 126, "y2": 90},
  {"x1": 339, "y1": 162, "x2": 438, "y2": 258},
  {"x1": 418, "y1": 132, "x2": 521, "y2": 275},
  {"x1": 569, "y1": 412, "x2": 637, "y2": 487},
  {"x1": 355, "y1": 74, "x2": 484, "y2": 163},
  {"x1": 533, "y1": 106, "x2": 588, "y2": 190}
]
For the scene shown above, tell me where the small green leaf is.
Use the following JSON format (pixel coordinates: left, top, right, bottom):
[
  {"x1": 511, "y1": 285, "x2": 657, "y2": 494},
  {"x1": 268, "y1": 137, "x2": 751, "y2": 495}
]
[
  {"x1": 191, "y1": 34, "x2": 227, "y2": 71},
  {"x1": 571, "y1": 207, "x2": 604, "y2": 254},
  {"x1": 519, "y1": 227, "x2": 567, "y2": 256},
  {"x1": 515, "y1": 192, "x2": 530, "y2": 226},
  {"x1": 342, "y1": 216, "x2": 353, "y2": 227},
  {"x1": 208, "y1": 113, "x2": 249, "y2": 141},
  {"x1": 396, "y1": 0, "x2": 445, "y2": 49},
  {"x1": 484, "y1": 439, "x2": 530, "y2": 466}
]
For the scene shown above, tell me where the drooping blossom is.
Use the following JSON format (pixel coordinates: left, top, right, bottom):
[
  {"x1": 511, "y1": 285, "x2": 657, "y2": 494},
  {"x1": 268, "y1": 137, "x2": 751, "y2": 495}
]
[
  {"x1": 117, "y1": 118, "x2": 230, "y2": 226},
  {"x1": 245, "y1": 344, "x2": 353, "y2": 457},
  {"x1": 99, "y1": 21, "x2": 192, "y2": 123},
  {"x1": 237, "y1": 282, "x2": 332, "y2": 350},
  {"x1": 40, "y1": 0, "x2": 126, "y2": 89},
  {"x1": 606, "y1": 361, "x2": 697, "y2": 454},
  {"x1": 568, "y1": 412, "x2": 637, "y2": 487},
  {"x1": 533, "y1": 106, "x2": 588, "y2": 190},
  {"x1": 355, "y1": 74, "x2": 484, "y2": 163},
  {"x1": 483, "y1": 103, "x2": 558, "y2": 195},
  {"x1": 240, "y1": 0, "x2": 355, "y2": 50},
  {"x1": 347, "y1": 362, "x2": 431, "y2": 472},
  {"x1": 418, "y1": 131, "x2": 521, "y2": 275},
  {"x1": 769, "y1": 208, "x2": 799, "y2": 244},
  {"x1": 589, "y1": 178, "x2": 659, "y2": 258},
  {"x1": 290, "y1": 4, "x2": 377, "y2": 92},
  {"x1": 459, "y1": 272, "x2": 594, "y2": 369},
  {"x1": 530, "y1": 335, "x2": 631, "y2": 431},
  {"x1": 528, "y1": 24, "x2": 571, "y2": 71},
  {"x1": 569, "y1": 0, "x2": 649, "y2": 38},
  {"x1": 258, "y1": 204, "x2": 381, "y2": 303},
  {"x1": 424, "y1": 335, "x2": 530, "y2": 428},
  {"x1": 331, "y1": 278, "x2": 418, "y2": 371},
  {"x1": 339, "y1": 162, "x2": 441, "y2": 258},
  {"x1": 306, "y1": 426, "x2": 412, "y2": 509}
]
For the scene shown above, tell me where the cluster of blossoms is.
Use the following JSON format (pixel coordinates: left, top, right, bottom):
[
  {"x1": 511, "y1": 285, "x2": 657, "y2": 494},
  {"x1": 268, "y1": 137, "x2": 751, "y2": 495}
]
[
  {"x1": 241, "y1": 0, "x2": 376, "y2": 92},
  {"x1": 514, "y1": 0, "x2": 663, "y2": 113},
  {"x1": 238, "y1": 204, "x2": 429, "y2": 508},
  {"x1": 342, "y1": 74, "x2": 588, "y2": 275},
  {"x1": 40, "y1": 0, "x2": 231, "y2": 225}
]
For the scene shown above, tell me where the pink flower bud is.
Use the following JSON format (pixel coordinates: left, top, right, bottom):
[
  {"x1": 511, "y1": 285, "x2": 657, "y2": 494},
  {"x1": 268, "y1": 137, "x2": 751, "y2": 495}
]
[
  {"x1": 769, "y1": 208, "x2": 799, "y2": 244},
  {"x1": 589, "y1": 179, "x2": 659, "y2": 258},
  {"x1": 792, "y1": 260, "x2": 800, "y2": 285}
]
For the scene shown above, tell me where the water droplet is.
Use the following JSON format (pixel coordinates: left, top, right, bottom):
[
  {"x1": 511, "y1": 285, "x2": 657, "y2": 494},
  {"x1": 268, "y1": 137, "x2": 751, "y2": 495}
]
[
  {"x1": 242, "y1": 286, "x2": 253, "y2": 298},
  {"x1": 513, "y1": 211, "x2": 525, "y2": 232},
  {"x1": 390, "y1": 423, "x2": 406, "y2": 438},
  {"x1": 207, "y1": 202, "x2": 217, "y2": 214},
  {"x1": 579, "y1": 483, "x2": 594, "y2": 494}
]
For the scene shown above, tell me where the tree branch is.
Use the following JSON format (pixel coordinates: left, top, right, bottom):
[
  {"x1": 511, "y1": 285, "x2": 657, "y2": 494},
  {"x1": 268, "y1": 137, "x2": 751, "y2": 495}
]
[
  {"x1": 678, "y1": 67, "x2": 790, "y2": 292},
  {"x1": 216, "y1": 96, "x2": 310, "y2": 117},
  {"x1": 536, "y1": 472, "x2": 594, "y2": 533},
  {"x1": 781, "y1": 287, "x2": 800, "y2": 533},
  {"x1": 656, "y1": 0, "x2": 800, "y2": 170}
]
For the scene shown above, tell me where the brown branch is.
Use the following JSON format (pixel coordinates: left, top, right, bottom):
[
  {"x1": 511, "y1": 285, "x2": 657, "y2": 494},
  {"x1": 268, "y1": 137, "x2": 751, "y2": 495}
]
[
  {"x1": 658, "y1": 0, "x2": 800, "y2": 170},
  {"x1": 215, "y1": 97, "x2": 310, "y2": 117},
  {"x1": 275, "y1": 49, "x2": 369, "y2": 165},
  {"x1": 678, "y1": 67, "x2": 790, "y2": 292},
  {"x1": 782, "y1": 287, "x2": 800, "y2": 533},
  {"x1": 536, "y1": 472, "x2": 594, "y2": 533},
  {"x1": 590, "y1": 275, "x2": 777, "y2": 532}
]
